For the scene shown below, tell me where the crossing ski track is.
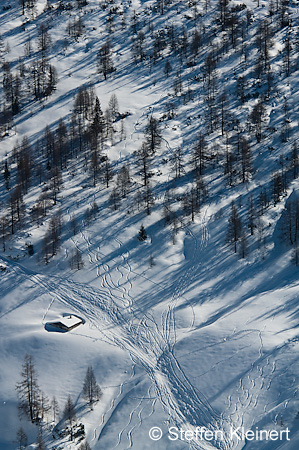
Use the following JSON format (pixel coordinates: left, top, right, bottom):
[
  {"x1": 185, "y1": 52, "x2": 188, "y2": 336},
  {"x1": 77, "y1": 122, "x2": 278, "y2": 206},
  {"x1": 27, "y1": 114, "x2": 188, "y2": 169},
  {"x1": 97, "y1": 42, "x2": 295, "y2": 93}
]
[
  {"x1": 0, "y1": 202, "x2": 233, "y2": 450},
  {"x1": 161, "y1": 205, "x2": 210, "y2": 351},
  {"x1": 4, "y1": 158, "x2": 292, "y2": 449},
  {"x1": 2, "y1": 174, "x2": 289, "y2": 450},
  {"x1": 1, "y1": 99, "x2": 261, "y2": 450},
  {"x1": 1, "y1": 2, "x2": 299, "y2": 449},
  {"x1": 223, "y1": 330, "x2": 275, "y2": 439},
  {"x1": 77, "y1": 220, "x2": 230, "y2": 449},
  {"x1": 221, "y1": 329, "x2": 299, "y2": 446}
]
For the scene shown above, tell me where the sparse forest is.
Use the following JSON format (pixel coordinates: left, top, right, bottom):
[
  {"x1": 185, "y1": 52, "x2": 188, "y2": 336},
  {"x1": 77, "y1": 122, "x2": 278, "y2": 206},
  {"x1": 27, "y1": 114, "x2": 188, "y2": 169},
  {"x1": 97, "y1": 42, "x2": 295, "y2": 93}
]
[
  {"x1": 0, "y1": 0, "x2": 298, "y2": 265},
  {"x1": 15, "y1": 354, "x2": 100, "y2": 445},
  {"x1": 2, "y1": 0, "x2": 299, "y2": 448}
]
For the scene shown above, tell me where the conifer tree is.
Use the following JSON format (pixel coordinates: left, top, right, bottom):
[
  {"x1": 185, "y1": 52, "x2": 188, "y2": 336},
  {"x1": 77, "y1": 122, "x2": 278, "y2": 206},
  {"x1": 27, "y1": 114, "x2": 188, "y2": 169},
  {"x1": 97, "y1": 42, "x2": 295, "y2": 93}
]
[
  {"x1": 239, "y1": 230, "x2": 248, "y2": 259},
  {"x1": 90, "y1": 148, "x2": 100, "y2": 187},
  {"x1": 63, "y1": 395, "x2": 76, "y2": 441},
  {"x1": 240, "y1": 137, "x2": 252, "y2": 183},
  {"x1": 38, "y1": 24, "x2": 52, "y2": 54},
  {"x1": 16, "y1": 354, "x2": 42, "y2": 423},
  {"x1": 144, "y1": 184, "x2": 154, "y2": 215},
  {"x1": 138, "y1": 224, "x2": 147, "y2": 241},
  {"x1": 247, "y1": 194, "x2": 255, "y2": 236},
  {"x1": 40, "y1": 391, "x2": 50, "y2": 422},
  {"x1": 51, "y1": 396, "x2": 59, "y2": 423},
  {"x1": 83, "y1": 366, "x2": 102, "y2": 406},
  {"x1": 108, "y1": 93, "x2": 119, "y2": 122},
  {"x1": 193, "y1": 132, "x2": 206, "y2": 177},
  {"x1": 249, "y1": 101, "x2": 265, "y2": 143},
  {"x1": 90, "y1": 96, "x2": 104, "y2": 142},
  {"x1": 70, "y1": 248, "x2": 84, "y2": 270},
  {"x1": 291, "y1": 141, "x2": 299, "y2": 180},
  {"x1": 171, "y1": 147, "x2": 184, "y2": 179},
  {"x1": 138, "y1": 142, "x2": 152, "y2": 187},
  {"x1": 164, "y1": 60, "x2": 172, "y2": 77},
  {"x1": 227, "y1": 201, "x2": 242, "y2": 253},
  {"x1": 144, "y1": 116, "x2": 162, "y2": 154},
  {"x1": 97, "y1": 40, "x2": 114, "y2": 79},
  {"x1": 117, "y1": 164, "x2": 130, "y2": 197},
  {"x1": 0, "y1": 215, "x2": 8, "y2": 252},
  {"x1": 4, "y1": 160, "x2": 10, "y2": 190},
  {"x1": 103, "y1": 155, "x2": 113, "y2": 188},
  {"x1": 109, "y1": 187, "x2": 120, "y2": 210}
]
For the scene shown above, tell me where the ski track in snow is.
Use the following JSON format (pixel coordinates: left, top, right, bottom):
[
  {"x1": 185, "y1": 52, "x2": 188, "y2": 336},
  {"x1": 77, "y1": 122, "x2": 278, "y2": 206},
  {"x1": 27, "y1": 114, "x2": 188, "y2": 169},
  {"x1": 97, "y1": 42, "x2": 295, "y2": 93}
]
[
  {"x1": 163, "y1": 204, "x2": 210, "y2": 348},
  {"x1": 222, "y1": 330, "x2": 299, "y2": 446},
  {"x1": 92, "y1": 364, "x2": 138, "y2": 446},
  {"x1": 7, "y1": 89, "x2": 287, "y2": 449},
  {"x1": 4, "y1": 193, "x2": 294, "y2": 450},
  {"x1": 0, "y1": 202, "x2": 232, "y2": 450},
  {"x1": 2, "y1": 1, "x2": 299, "y2": 449}
]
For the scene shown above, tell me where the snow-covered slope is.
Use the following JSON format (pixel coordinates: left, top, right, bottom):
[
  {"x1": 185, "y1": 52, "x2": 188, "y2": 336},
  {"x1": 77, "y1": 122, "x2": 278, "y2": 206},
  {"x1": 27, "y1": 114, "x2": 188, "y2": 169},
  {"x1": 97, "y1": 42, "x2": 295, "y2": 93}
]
[{"x1": 1, "y1": 0, "x2": 299, "y2": 449}]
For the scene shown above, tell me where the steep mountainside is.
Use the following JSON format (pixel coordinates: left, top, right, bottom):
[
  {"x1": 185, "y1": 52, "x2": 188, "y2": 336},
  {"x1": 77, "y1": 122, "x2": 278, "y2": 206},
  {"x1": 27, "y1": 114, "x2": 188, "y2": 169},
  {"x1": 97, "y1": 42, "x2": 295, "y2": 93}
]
[{"x1": 1, "y1": 0, "x2": 299, "y2": 449}]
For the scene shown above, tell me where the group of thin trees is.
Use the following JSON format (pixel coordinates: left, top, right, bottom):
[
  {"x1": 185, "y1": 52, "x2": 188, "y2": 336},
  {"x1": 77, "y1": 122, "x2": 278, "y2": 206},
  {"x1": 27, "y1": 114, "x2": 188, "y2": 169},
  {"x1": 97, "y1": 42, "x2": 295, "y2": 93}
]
[
  {"x1": 226, "y1": 143, "x2": 299, "y2": 259},
  {"x1": 0, "y1": 0, "x2": 297, "y2": 263},
  {"x1": 1, "y1": 21, "x2": 56, "y2": 125},
  {"x1": 279, "y1": 196, "x2": 299, "y2": 265},
  {"x1": 16, "y1": 354, "x2": 101, "y2": 446},
  {"x1": 120, "y1": 0, "x2": 297, "y2": 149},
  {"x1": 20, "y1": 0, "x2": 37, "y2": 15},
  {"x1": 0, "y1": 88, "x2": 122, "y2": 263}
]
